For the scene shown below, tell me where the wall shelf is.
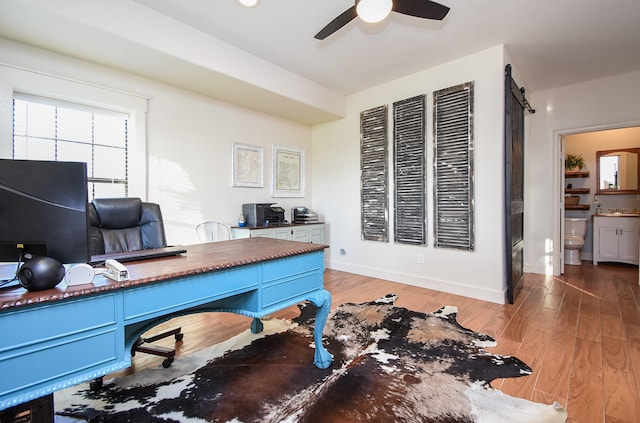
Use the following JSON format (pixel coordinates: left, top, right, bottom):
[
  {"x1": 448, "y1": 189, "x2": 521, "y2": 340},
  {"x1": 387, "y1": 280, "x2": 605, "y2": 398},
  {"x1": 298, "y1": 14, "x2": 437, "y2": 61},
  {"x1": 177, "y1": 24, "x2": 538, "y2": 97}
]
[
  {"x1": 565, "y1": 204, "x2": 590, "y2": 210},
  {"x1": 565, "y1": 171, "x2": 590, "y2": 178},
  {"x1": 565, "y1": 188, "x2": 590, "y2": 194},
  {"x1": 565, "y1": 170, "x2": 590, "y2": 209}
]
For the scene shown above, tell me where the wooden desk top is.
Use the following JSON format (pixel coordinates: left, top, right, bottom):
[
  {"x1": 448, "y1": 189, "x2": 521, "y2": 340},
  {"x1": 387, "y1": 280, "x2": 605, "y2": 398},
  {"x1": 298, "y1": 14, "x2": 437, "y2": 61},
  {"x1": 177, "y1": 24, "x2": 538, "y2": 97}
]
[{"x1": 0, "y1": 238, "x2": 327, "y2": 311}]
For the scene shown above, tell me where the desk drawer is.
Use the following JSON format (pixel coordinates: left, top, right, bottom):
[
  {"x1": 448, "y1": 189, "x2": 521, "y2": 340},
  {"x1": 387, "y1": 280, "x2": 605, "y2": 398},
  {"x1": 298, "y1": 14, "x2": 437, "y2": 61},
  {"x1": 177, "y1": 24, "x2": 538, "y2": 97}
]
[
  {"x1": 262, "y1": 251, "x2": 324, "y2": 282},
  {"x1": 123, "y1": 265, "x2": 259, "y2": 322},
  {"x1": 0, "y1": 329, "x2": 118, "y2": 398},
  {"x1": 0, "y1": 295, "x2": 117, "y2": 352},
  {"x1": 261, "y1": 252, "x2": 324, "y2": 309},
  {"x1": 262, "y1": 273, "x2": 322, "y2": 309}
]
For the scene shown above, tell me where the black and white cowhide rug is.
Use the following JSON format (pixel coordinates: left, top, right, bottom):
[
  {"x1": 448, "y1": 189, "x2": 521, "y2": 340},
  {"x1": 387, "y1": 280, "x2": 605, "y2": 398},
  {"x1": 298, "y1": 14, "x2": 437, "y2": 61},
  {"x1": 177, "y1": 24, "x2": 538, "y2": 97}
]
[{"x1": 55, "y1": 295, "x2": 567, "y2": 423}]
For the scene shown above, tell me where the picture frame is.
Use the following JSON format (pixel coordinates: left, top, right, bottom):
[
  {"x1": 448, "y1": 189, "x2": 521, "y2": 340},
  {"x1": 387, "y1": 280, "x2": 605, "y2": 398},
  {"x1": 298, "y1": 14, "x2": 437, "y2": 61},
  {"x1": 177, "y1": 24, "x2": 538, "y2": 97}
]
[
  {"x1": 232, "y1": 142, "x2": 263, "y2": 188},
  {"x1": 272, "y1": 144, "x2": 305, "y2": 197}
]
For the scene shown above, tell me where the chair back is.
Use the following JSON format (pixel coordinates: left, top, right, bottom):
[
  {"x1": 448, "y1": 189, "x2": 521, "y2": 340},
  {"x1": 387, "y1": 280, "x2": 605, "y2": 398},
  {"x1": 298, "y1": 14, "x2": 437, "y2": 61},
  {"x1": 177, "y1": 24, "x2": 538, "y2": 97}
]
[
  {"x1": 196, "y1": 221, "x2": 231, "y2": 242},
  {"x1": 88, "y1": 198, "x2": 167, "y2": 255}
]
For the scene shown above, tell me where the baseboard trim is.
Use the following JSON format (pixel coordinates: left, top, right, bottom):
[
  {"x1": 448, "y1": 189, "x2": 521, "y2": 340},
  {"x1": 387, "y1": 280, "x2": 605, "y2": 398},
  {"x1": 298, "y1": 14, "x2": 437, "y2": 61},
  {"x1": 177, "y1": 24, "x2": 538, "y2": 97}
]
[{"x1": 326, "y1": 260, "x2": 506, "y2": 304}]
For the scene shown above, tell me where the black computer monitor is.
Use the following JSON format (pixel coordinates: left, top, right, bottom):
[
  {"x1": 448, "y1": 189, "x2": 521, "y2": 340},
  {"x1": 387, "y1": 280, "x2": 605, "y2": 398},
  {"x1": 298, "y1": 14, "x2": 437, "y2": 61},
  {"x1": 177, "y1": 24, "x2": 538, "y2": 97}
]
[{"x1": 0, "y1": 159, "x2": 90, "y2": 265}]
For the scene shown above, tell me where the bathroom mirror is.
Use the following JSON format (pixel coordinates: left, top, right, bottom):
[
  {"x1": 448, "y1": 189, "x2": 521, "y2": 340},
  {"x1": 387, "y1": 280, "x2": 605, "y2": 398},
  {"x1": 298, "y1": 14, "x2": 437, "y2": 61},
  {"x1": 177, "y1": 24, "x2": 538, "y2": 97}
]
[{"x1": 596, "y1": 148, "x2": 640, "y2": 194}]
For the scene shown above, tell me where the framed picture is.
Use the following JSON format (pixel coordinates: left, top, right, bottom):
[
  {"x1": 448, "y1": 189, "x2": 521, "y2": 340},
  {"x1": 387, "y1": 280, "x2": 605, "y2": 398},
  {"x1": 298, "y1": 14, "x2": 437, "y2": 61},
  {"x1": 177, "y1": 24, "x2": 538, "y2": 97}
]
[
  {"x1": 232, "y1": 142, "x2": 263, "y2": 188},
  {"x1": 272, "y1": 144, "x2": 305, "y2": 197}
]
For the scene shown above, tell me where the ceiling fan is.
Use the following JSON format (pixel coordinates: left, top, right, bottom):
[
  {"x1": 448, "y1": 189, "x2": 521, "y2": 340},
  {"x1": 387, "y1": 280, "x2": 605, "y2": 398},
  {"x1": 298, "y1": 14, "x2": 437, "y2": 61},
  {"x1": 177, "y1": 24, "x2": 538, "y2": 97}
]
[{"x1": 315, "y1": 0, "x2": 450, "y2": 40}]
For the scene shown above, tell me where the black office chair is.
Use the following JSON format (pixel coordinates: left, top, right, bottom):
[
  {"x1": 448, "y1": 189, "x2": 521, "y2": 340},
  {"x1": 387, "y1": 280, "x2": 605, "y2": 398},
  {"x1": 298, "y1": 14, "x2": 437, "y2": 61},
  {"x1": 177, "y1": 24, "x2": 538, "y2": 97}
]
[{"x1": 88, "y1": 198, "x2": 183, "y2": 369}]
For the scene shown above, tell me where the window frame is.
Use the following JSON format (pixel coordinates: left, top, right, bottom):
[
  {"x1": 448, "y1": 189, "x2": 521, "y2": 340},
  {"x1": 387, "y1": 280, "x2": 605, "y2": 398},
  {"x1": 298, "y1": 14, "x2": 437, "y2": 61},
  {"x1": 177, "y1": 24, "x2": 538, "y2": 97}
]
[{"x1": 0, "y1": 64, "x2": 147, "y2": 198}]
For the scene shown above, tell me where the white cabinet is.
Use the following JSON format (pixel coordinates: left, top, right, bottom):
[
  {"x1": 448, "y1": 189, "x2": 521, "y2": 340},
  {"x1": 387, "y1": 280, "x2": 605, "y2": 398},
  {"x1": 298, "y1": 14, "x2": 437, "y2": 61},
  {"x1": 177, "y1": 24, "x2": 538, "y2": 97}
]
[
  {"x1": 292, "y1": 224, "x2": 325, "y2": 244},
  {"x1": 593, "y1": 216, "x2": 640, "y2": 265},
  {"x1": 231, "y1": 224, "x2": 325, "y2": 244},
  {"x1": 271, "y1": 227, "x2": 293, "y2": 240}
]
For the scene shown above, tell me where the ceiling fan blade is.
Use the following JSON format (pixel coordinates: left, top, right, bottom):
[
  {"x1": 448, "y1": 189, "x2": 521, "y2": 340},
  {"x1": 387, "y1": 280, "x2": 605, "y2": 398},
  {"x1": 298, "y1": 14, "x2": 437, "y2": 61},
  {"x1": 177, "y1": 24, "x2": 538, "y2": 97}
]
[
  {"x1": 393, "y1": 0, "x2": 450, "y2": 20},
  {"x1": 314, "y1": 6, "x2": 358, "y2": 40}
]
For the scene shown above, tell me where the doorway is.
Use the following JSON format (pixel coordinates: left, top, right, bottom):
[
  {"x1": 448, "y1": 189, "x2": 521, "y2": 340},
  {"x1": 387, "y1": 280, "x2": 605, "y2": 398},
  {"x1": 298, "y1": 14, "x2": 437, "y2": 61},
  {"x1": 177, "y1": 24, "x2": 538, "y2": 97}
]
[{"x1": 556, "y1": 125, "x2": 640, "y2": 275}]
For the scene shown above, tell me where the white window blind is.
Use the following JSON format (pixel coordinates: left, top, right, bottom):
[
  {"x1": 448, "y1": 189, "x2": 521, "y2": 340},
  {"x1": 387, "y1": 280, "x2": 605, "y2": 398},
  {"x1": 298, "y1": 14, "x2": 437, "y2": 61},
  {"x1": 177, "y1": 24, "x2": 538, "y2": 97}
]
[{"x1": 12, "y1": 94, "x2": 129, "y2": 199}]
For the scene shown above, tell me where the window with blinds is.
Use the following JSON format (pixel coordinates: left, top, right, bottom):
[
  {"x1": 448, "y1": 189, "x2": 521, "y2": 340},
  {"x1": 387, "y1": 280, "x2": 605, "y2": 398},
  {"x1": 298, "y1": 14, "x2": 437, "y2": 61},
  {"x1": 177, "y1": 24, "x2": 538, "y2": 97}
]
[{"x1": 12, "y1": 95, "x2": 129, "y2": 199}]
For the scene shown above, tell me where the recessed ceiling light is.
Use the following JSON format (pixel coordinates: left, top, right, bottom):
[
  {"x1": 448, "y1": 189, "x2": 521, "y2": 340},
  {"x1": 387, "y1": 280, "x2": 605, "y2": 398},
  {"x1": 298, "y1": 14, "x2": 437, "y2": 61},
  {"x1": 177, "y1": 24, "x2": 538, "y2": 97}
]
[{"x1": 238, "y1": 0, "x2": 259, "y2": 7}]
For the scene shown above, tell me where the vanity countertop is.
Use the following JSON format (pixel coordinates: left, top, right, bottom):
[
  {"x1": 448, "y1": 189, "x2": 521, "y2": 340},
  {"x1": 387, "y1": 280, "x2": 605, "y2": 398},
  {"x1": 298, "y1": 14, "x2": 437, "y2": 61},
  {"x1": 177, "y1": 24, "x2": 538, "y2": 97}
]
[{"x1": 594, "y1": 213, "x2": 640, "y2": 217}]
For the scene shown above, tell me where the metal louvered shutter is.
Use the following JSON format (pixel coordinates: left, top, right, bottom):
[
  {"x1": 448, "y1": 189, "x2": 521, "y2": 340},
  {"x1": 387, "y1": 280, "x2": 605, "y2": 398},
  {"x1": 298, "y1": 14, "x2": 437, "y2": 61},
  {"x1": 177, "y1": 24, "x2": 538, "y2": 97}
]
[
  {"x1": 360, "y1": 105, "x2": 389, "y2": 242},
  {"x1": 394, "y1": 95, "x2": 426, "y2": 245},
  {"x1": 433, "y1": 82, "x2": 474, "y2": 250}
]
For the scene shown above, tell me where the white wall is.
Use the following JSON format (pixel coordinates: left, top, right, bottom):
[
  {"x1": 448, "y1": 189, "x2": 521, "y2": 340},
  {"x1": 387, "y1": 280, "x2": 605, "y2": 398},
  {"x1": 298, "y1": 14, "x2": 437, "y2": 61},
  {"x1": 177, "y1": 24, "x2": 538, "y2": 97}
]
[
  {"x1": 525, "y1": 70, "x2": 640, "y2": 275},
  {"x1": 0, "y1": 39, "x2": 314, "y2": 246},
  {"x1": 144, "y1": 85, "x2": 312, "y2": 244},
  {"x1": 6, "y1": 35, "x2": 637, "y2": 298},
  {"x1": 312, "y1": 46, "x2": 508, "y2": 303}
]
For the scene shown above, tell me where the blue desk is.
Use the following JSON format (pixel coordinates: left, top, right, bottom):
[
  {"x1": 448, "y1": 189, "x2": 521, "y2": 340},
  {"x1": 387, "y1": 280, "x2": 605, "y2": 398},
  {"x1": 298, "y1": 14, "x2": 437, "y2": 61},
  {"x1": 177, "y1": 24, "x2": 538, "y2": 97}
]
[{"x1": 0, "y1": 238, "x2": 331, "y2": 410}]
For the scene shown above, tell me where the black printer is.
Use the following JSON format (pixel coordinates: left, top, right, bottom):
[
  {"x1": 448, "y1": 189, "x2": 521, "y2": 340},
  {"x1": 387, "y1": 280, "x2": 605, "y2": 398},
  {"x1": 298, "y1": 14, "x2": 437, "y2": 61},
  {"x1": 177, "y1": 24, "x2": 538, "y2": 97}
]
[{"x1": 242, "y1": 203, "x2": 286, "y2": 227}]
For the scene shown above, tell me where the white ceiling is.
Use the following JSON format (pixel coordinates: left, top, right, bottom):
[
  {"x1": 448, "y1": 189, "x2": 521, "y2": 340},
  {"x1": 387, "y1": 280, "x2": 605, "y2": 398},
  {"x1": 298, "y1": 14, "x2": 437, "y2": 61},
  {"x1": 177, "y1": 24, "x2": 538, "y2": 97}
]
[{"x1": 1, "y1": 0, "x2": 640, "y2": 124}]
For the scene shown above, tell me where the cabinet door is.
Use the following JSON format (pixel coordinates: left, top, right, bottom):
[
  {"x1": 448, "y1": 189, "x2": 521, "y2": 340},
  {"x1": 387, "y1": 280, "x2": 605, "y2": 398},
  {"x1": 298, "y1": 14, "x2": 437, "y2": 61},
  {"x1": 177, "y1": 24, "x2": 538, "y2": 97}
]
[
  {"x1": 249, "y1": 228, "x2": 273, "y2": 238},
  {"x1": 310, "y1": 226, "x2": 324, "y2": 244},
  {"x1": 598, "y1": 227, "x2": 620, "y2": 261},
  {"x1": 292, "y1": 227, "x2": 311, "y2": 242},
  {"x1": 619, "y1": 228, "x2": 640, "y2": 264},
  {"x1": 271, "y1": 227, "x2": 292, "y2": 240},
  {"x1": 230, "y1": 228, "x2": 250, "y2": 239}
]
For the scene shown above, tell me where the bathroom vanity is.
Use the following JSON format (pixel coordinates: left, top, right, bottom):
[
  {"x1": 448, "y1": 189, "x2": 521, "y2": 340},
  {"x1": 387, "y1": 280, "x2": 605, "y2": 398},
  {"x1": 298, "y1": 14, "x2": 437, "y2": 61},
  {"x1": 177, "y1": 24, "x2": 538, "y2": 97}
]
[{"x1": 592, "y1": 214, "x2": 640, "y2": 265}]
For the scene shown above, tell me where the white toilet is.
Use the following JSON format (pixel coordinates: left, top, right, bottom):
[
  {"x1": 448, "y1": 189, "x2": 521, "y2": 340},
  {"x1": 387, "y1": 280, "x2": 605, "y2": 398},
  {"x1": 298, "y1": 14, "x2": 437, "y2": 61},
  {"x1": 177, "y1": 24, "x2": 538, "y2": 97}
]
[{"x1": 564, "y1": 218, "x2": 588, "y2": 265}]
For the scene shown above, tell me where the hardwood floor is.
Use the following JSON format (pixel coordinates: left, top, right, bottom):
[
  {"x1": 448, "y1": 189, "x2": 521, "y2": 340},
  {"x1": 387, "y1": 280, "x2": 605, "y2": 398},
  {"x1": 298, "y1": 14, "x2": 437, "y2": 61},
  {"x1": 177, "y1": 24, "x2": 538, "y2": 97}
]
[{"x1": 114, "y1": 263, "x2": 640, "y2": 423}]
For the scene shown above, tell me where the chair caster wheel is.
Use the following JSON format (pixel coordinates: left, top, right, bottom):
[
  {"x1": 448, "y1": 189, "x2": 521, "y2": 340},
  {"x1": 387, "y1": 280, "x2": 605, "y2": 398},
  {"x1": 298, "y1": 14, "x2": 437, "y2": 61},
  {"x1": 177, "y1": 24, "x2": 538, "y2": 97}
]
[
  {"x1": 175, "y1": 333, "x2": 184, "y2": 341},
  {"x1": 162, "y1": 358, "x2": 174, "y2": 368},
  {"x1": 90, "y1": 377, "x2": 103, "y2": 391}
]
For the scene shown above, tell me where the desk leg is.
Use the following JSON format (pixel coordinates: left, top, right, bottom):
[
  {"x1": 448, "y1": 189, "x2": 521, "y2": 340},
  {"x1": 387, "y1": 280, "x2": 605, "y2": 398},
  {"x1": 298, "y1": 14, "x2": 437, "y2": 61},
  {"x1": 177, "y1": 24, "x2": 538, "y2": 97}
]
[
  {"x1": 250, "y1": 317, "x2": 264, "y2": 333},
  {"x1": 307, "y1": 289, "x2": 333, "y2": 369}
]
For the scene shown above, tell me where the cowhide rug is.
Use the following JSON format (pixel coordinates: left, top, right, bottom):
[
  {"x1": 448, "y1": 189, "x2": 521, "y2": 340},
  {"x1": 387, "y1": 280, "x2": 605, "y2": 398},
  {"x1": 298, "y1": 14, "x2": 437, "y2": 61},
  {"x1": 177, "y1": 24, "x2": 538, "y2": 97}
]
[{"x1": 55, "y1": 295, "x2": 567, "y2": 423}]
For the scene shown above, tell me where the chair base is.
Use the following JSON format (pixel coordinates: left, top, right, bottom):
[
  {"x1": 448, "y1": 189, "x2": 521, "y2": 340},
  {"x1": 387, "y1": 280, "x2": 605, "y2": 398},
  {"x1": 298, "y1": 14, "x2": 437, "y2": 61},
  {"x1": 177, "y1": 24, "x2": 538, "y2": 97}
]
[
  {"x1": 132, "y1": 326, "x2": 184, "y2": 368},
  {"x1": 90, "y1": 326, "x2": 184, "y2": 391}
]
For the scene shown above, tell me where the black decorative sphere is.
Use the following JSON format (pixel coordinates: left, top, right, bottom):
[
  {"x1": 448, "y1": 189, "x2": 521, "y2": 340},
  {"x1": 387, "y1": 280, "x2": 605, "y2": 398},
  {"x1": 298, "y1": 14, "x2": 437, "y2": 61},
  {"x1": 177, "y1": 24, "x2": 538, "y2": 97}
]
[{"x1": 18, "y1": 256, "x2": 66, "y2": 291}]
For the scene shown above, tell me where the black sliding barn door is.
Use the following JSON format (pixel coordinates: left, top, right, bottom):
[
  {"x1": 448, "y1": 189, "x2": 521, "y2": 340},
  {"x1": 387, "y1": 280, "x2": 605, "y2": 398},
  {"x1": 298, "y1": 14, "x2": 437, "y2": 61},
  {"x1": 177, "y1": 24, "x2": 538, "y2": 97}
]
[{"x1": 504, "y1": 65, "x2": 527, "y2": 304}]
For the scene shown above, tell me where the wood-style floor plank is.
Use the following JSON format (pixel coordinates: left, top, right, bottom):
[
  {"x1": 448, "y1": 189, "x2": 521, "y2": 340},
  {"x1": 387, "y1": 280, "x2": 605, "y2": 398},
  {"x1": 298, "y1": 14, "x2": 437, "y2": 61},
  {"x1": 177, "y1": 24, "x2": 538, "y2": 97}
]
[
  {"x1": 628, "y1": 324, "x2": 640, "y2": 387},
  {"x1": 536, "y1": 329, "x2": 576, "y2": 400},
  {"x1": 577, "y1": 293, "x2": 601, "y2": 341},
  {"x1": 566, "y1": 337, "x2": 604, "y2": 423},
  {"x1": 602, "y1": 335, "x2": 640, "y2": 421},
  {"x1": 107, "y1": 262, "x2": 640, "y2": 423},
  {"x1": 498, "y1": 325, "x2": 547, "y2": 400},
  {"x1": 601, "y1": 299, "x2": 627, "y2": 340}
]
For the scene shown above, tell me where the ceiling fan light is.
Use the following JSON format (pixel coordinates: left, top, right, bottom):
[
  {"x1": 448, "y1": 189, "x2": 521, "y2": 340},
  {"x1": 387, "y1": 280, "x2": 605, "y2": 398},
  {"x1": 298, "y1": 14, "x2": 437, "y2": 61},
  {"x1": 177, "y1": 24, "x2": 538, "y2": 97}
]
[
  {"x1": 237, "y1": 0, "x2": 259, "y2": 7},
  {"x1": 357, "y1": 0, "x2": 393, "y2": 23}
]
